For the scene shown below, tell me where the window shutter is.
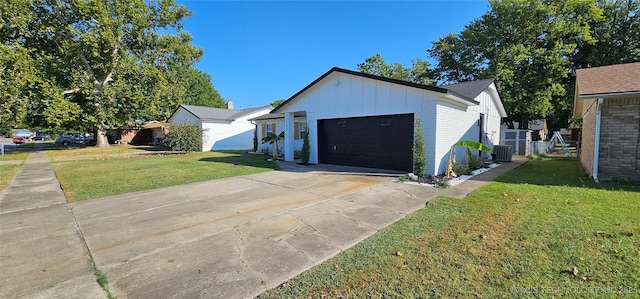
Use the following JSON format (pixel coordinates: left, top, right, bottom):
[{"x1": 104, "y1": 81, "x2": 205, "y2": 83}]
[
  {"x1": 294, "y1": 122, "x2": 300, "y2": 140},
  {"x1": 261, "y1": 124, "x2": 265, "y2": 140},
  {"x1": 272, "y1": 123, "x2": 276, "y2": 134}
]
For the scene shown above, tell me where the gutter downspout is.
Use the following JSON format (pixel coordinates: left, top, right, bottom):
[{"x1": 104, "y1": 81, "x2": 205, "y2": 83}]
[{"x1": 593, "y1": 98, "x2": 603, "y2": 182}]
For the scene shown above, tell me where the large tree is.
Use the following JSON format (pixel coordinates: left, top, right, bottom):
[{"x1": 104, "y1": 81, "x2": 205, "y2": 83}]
[
  {"x1": 1, "y1": 0, "x2": 203, "y2": 146},
  {"x1": 357, "y1": 54, "x2": 433, "y2": 85},
  {"x1": 573, "y1": 0, "x2": 640, "y2": 68},
  {"x1": 429, "y1": 0, "x2": 603, "y2": 129},
  {"x1": 182, "y1": 68, "x2": 225, "y2": 108}
]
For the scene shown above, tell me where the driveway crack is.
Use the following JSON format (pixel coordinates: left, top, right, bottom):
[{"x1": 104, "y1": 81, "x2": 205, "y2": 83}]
[
  {"x1": 293, "y1": 215, "x2": 341, "y2": 252},
  {"x1": 67, "y1": 204, "x2": 113, "y2": 298},
  {"x1": 233, "y1": 225, "x2": 266, "y2": 291}
]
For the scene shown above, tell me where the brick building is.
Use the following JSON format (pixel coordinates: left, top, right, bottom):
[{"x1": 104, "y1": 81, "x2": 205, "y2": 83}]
[{"x1": 573, "y1": 62, "x2": 640, "y2": 181}]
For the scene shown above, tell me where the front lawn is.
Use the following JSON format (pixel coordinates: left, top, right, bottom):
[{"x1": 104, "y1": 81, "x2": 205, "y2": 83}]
[
  {"x1": 53, "y1": 151, "x2": 278, "y2": 201},
  {"x1": 47, "y1": 144, "x2": 166, "y2": 158},
  {"x1": 0, "y1": 163, "x2": 23, "y2": 191},
  {"x1": 0, "y1": 151, "x2": 28, "y2": 161},
  {"x1": 259, "y1": 157, "x2": 640, "y2": 298}
]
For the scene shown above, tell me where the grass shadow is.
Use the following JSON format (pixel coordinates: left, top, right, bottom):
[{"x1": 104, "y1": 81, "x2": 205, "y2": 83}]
[
  {"x1": 494, "y1": 156, "x2": 640, "y2": 192},
  {"x1": 198, "y1": 151, "x2": 280, "y2": 170}
]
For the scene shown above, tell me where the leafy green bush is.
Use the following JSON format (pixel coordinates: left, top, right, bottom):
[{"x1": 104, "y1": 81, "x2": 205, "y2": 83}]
[
  {"x1": 466, "y1": 148, "x2": 483, "y2": 170},
  {"x1": 453, "y1": 163, "x2": 473, "y2": 175},
  {"x1": 163, "y1": 122, "x2": 202, "y2": 152}
]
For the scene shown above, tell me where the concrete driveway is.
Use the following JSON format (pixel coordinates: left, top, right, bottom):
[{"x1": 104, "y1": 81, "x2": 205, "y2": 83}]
[
  {"x1": 71, "y1": 166, "x2": 438, "y2": 298},
  {"x1": 1, "y1": 148, "x2": 522, "y2": 299}
]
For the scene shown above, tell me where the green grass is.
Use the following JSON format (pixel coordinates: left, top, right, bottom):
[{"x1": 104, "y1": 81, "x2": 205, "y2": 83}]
[
  {"x1": 0, "y1": 151, "x2": 29, "y2": 161},
  {"x1": 47, "y1": 144, "x2": 167, "y2": 158},
  {"x1": 259, "y1": 157, "x2": 640, "y2": 298},
  {"x1": 0, "y1": 163, "x2": 23, "y2": 191},
  {"x1": 0, "y1": 142, "x2": 30, "y2": 190},
  {"x1": 53, "y1": 151, "x2": 277, "y2": 201}
]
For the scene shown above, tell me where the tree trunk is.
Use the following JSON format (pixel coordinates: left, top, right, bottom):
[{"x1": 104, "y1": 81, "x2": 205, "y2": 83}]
[
  {"x1": 94, "y1": 124, "x2": 110, "y2": 147},
  {"x1": 520, "y1": 116, "x2": 530, "y2": 130}
]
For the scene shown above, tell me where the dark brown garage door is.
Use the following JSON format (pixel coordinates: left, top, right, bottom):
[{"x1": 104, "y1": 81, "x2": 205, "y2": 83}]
[{"x1": 318, "y1": 114, "x2": 414, "y2": 171}]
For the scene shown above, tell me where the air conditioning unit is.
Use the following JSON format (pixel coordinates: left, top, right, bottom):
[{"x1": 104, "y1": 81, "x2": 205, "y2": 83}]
[{"x1": 493, "y1": 145, "x2": 513, "y2": 162}]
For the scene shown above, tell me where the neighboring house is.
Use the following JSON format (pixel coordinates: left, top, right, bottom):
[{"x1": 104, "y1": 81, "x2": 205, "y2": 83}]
[
  {"x1": 168, "y1": 103, "x2": 272, "y2": 151},
  {"x1": 139, "y1": 121, "x2": 167, "y2": 146},
  {"x1": 109, "y1": 127, "x2": 139, "y2": 144},
  {"x1": 107, "y1": 122, "x2": 166, "y2": 145},
  {"x1": 573, "y1": 62, "x2": 640, "y2": 181},
  {"x1": 256, "y1": 67, "x2": 507, "y2": 175}
]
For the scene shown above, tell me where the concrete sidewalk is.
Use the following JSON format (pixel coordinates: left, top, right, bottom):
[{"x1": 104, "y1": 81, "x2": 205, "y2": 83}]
[
  {"x1": 1, "y1": 150, "x2": 525, "y2": 299},
  {"x1": 0, "y1": 147, "x2": 108, "y2": 299}
]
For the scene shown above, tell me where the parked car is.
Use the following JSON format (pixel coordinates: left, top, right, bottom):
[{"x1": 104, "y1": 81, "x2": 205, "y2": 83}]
[
  {"x1": 55, "y1": 134, "x2": 95, "y2": 146},
  {"x1": 33, "y1": 132, "x2": 51, "y2": 141},
  {"x1": 13, "y1": 136, "x2": 26, "y2": 144},
  {"x1": 13, "y1": 129, "x2": 33, "y2": 140}
]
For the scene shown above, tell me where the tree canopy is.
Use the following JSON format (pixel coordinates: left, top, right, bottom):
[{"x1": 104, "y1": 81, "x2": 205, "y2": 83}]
[
  {"x1": 357, "y1": 54, "x2": 434, "y2": 85},
  {"x1": 182, "y1": 68, "x2": 225, "y2": 108},
  {"x1": 429, "y1": 0, "x2": 604, "y2": 129},
  {"x1": 428, "y1": 0, "x2": 640, "y2": 130},
  {"x1": 0, "y1": 0, "x2": 221, "y2": 145},
  {"x1": 270, "y1": 99, "x2": 286, "y2": 108}
]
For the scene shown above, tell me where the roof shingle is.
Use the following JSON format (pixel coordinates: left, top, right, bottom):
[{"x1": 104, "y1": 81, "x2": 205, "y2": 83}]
[
  {"x1": 576, "y1": 62, "x2": 640, "y2": 97},
  {"x1": 443, "y1": 79, "x2": 495, "y2": 100},
  {"x1": 179, "y1": 104, "x2": 272, "y2": 121}
]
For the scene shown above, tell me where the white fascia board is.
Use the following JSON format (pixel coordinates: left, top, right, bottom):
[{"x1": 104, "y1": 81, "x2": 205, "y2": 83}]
[
  {"x1": 578, "y1": 91, "x2": 640, "y2": 100},
  {"x1": 440, "y1": 94, "x2": 477, "y2": 108}
]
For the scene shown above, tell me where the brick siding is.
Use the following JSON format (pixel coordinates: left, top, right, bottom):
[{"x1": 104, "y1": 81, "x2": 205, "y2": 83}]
[{"x1": 598, "y1": 97, "x2": 640, "y2": 180}]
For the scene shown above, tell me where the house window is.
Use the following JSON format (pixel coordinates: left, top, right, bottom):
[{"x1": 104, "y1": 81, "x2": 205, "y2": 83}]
[
  {"x1": 265, "y1": 124, "x2": 272, "y2": 136},
  {"x1": 338, "y1": 120, "x2": 347, "y2": 128},
  {"x1": 298, "y1": 122, "x2": 307, "y2": 139}
]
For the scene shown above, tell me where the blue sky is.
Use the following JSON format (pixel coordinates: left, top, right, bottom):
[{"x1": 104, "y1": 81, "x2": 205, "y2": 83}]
[{"x1": 178, "y1": 0, "x2": 490, "y2": 109}]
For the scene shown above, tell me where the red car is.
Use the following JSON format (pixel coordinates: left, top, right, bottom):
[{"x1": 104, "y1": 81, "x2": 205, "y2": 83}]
[{"x1": 13, "y1": 136, "x2": 26, "y2": 144}]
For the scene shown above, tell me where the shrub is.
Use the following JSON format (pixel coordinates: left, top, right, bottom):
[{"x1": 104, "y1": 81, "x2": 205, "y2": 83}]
[
  {"x1": 413, "y1": 117, "x2": 427, "y2": 176},
  {"x1": 301, "y1": 127, "x2": 310, "y2": 164},
  {"x1": 163, "y1": 122, "x2": 202, "y2": 153},
  {"x1": 453, "y1": 163, "x2": 473, "y2": 176},
  {"x1": 253, "y1": 128, "x2": 258, "y2": 152},
  {"x1": 466, "y1": 148, "x2": 483, "y2": 170}
]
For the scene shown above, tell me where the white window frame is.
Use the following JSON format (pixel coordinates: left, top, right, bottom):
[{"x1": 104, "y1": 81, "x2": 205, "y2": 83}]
[
  {"x1": 265, "y1": 124, "x2": 272, "y2": 137},
  {"x1": 298, "y1": 122, "x2": 307, "y2": 140}
]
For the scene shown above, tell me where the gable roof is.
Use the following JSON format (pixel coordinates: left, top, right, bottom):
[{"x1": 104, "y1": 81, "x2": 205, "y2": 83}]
[
  {"x1": 272, "y1": 67, "x2": 483, "y2": 113},
  {"x1": 443, "y1": 79, "x2": 495, "y2": 100},
  {"x1": 173, "y1": 104, "x2": 272, "y2": 121},
  {"x1": 576, "y1": 62, "x2": 640, "y2": 98}
]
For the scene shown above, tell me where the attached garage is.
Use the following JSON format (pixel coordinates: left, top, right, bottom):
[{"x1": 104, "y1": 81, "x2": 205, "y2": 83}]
[
  {"x1": 255, "y1": 67, "x2": 507, "y2": 175},
  {"x1": 318, "y1": 114, "x2": 414, "y2": 171}
]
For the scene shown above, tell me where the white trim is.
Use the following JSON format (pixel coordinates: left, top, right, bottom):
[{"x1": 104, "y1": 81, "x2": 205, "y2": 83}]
[
  {"x1": 579, "y1": 91, "x2": 640, "y2": 100},
  {"x1": 440, "y1": 94, "x2": 477, "y2": 108},
  {"x1": 592, "y1": 98, "x2": 603, "y2": 182},
  {"x1": 284, "y1": 112, "x2": 295, "y2": 161}
]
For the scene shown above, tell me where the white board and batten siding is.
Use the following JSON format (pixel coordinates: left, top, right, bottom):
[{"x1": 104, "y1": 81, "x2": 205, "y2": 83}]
[
  {"x1": 275, "y1": 68, "x2": 507, "y2": 175},
  {"x1": 282, "y1": 72, "x2": 448, "y2": 174},
  {"x1": 468, "y1": 84, "x2": 504, "y2": 145}
]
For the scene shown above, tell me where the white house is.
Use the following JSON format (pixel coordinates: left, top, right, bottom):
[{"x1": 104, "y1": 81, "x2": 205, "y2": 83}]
[
  {"x1": 168, "y1": 104, "x2": 272, "y2": 151},
  {"x1": 255, "y1": 67, "x2": 507, "y2": 175}
]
